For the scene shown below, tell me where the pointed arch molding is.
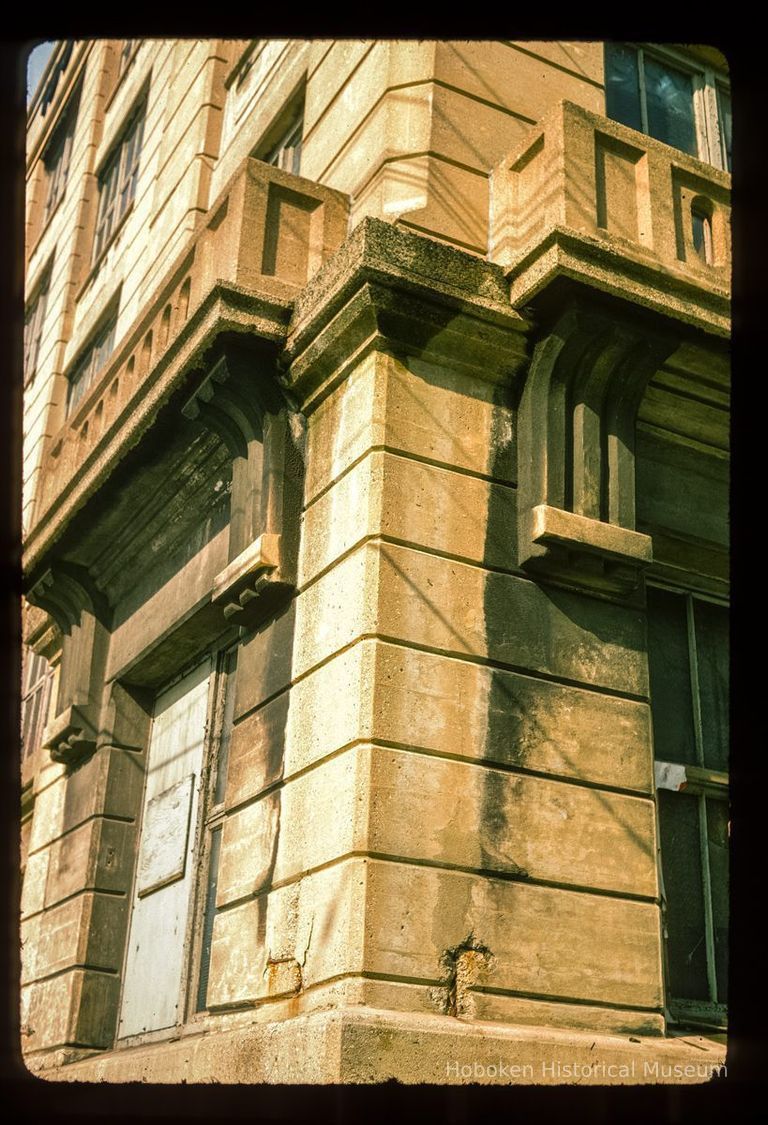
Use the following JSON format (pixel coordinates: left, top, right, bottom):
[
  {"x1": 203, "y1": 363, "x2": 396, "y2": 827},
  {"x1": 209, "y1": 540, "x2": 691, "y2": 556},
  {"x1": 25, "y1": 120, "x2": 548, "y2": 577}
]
[
  {"x1": 182, "y1": 341, "x2": 303, "y2": 624},
  {"x1": 517, "y1": 298, "x2": 678, "y2": 597}
]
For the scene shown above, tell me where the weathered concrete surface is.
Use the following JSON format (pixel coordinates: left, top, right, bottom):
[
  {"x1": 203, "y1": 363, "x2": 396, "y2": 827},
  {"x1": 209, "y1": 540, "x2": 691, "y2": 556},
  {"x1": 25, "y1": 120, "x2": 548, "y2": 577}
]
[
  {"x1": 366, "y1": 746, "x2": 657, "y2": 896},
  {"x1": 206, "y1": 857, "x2": 366, "y2": 1008},
  {"x1": 375, "y1": 542, "x2": 649, "y2": 696},
  {"x1": 369, "y1": 641, "x2": 653, "y2": 792},
  {"x1": 299, "y1": 448, "x2": 518, "y2": 587},
  {"x1": 31, "y1": 1006, "x2": 726, "y2": 1084},
  {"x1": 363, "y1": 859, "x2": 663, "y2": 1012}
]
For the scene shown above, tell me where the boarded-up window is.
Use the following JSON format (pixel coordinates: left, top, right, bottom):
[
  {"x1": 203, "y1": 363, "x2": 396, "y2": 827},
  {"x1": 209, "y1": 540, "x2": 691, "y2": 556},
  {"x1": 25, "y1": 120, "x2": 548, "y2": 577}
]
[
  {"x1": 118, "y1": 661, "x2": 212, "y2": 1038},
  {"x1": 118, "y1": 644, "x2": 240, "y2": 1038}
]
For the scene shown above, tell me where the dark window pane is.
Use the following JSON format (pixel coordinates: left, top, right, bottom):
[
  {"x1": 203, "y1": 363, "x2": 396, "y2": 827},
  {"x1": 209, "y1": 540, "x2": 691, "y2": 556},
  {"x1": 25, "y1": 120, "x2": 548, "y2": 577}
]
[
  {"x1": 196, "y1": 826, "x2": 222, "y2": 1011},
  {"x1": 691, "y1": 208, "x2": 712, "y2": 264},
  {"x1": 658, "y1": 790, "x2": 709, "y2": 1001},
  {"x1": 717, "y1": 87, "x2": 731, "y2": 172},
  {"x1": 67, "y1": 315, "x2": 117, "y2": 417},
  {"x1": 706, "y1": 797, "x2": 728, "y2": 1005},
  {"x1": 694, "y1": 600, "x2": 729, "y2": 771},
  {"x1": 605, "y1": 43, "x2": 643, "y2": 132},
  {"x1": 644, "y1": 57, "x2": 697, "y2": 156},
  {"x1": 647, "y1": 587, "x2": 696, "y2": 765}
]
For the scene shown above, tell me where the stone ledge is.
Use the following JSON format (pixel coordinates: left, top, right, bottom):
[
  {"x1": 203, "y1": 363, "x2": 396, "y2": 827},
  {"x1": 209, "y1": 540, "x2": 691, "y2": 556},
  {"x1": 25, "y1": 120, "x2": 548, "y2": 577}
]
[
  {"x1": 283, "y1": 217, "x2": 531, "y2": 408},
  {"x1": 531, "y1": 505, "x2": 653, "y2": 563},
  {"x1": 507, "y1": 227, "x2": 730, "y2": 338},
  {"x1": 30, "y1": 1005, "x2": 727, "y2": 1085}
]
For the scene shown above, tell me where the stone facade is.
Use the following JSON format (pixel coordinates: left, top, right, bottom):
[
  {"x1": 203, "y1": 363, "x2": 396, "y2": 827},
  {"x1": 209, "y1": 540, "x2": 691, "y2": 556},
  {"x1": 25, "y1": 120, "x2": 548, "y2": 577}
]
[{"x1": 21, "y1": 40, "x2": 729, "y2": 1084}]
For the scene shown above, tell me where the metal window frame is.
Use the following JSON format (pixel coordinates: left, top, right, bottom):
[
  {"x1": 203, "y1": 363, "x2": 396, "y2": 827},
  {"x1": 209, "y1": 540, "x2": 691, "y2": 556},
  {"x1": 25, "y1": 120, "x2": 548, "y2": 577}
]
[
  {"x1": 20, "y1": 648, "x2": 53, "y2": 762},
  {"x1": 649, "y1": 581, "x2": 729, "y2": 1030},
  {"x1": 609, "y1": 44, "x2": 730, "y2": 172},
  {"x1": 93, "y1": 97, "x2": 146, "y2": 263},
  {"x1": 24, "y1": 265, "x2": 51, "y2": 386},
  {"x1": 66, "y1": 305, "x2": 119, "y2": 417},
  {"x1": 264, "y1": 110, "x2": 304, "y2": 176},
  {"x1": 186, "y1": 644, "x2": 240, "y2": 1020},
  {"x1": 43, "y1": 95, "x2": 77, "y2": 220}
]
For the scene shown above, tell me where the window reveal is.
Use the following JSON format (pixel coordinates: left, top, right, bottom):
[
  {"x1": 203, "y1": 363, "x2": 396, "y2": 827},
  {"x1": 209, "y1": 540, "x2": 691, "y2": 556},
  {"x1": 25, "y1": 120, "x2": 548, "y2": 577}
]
[
  {"x1": 93, "y1": 99, "x2": 146, "y2": 263},
  {"x1": 42, "y1": 86, "x2": 79, "y2": 221},
  {"x1": 67, "y1": 312, "x2": 117, "y2": 416},
  {"x1": 648, "y1": 586, "x2": 728, "y2": 1028},
  {"x1": 605, "y1": 44, "x2": 731, "y2": 172},
  {"x1": 21, "y1": 648, "x2": 54, "y2": 762},
  {"x1": 24, "y1": 269, "x2": 51, "y2": 386}
]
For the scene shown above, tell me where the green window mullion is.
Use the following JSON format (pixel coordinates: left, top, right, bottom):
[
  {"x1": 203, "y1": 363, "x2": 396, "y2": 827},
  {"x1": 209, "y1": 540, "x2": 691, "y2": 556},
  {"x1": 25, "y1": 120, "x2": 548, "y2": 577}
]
[
  {"x1": 687, "y1": 592, "x2": 721, "y2": 1007},
  {"x1": 697, "y1": 794, "x2": 719, "y2": 1004},
  {"x1": 637, "y1": 47, "x2": 649, "y2": 135}
]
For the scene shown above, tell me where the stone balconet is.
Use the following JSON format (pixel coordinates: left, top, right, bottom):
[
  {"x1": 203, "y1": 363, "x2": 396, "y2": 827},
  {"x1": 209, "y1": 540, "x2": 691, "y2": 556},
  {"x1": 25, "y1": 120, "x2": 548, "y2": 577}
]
[
  {"x1": 27, "y1": 158, "x2": 350, "y2": 572},
  {"x1": 490, "y1": 99, "x2": 730, "y2": 337}
]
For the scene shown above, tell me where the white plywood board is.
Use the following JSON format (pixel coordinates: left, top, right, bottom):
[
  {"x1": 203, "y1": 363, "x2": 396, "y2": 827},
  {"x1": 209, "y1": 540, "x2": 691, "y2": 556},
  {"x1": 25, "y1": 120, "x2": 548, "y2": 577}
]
[
  {"x1": 118, "y1": 661, "x2": 211, "y2": 1039},
  {"x1": 136, "y1": 774, "x2": 195, "y2": 896}
]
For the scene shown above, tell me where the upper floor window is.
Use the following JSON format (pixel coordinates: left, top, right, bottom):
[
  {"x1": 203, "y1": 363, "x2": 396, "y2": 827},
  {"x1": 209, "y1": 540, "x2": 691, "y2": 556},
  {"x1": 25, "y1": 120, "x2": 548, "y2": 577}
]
[
  {"x1": 42, "y1": 85, "x2": 80, "y2": 221},
  {"x1": 24, "y1": 266, "x2": 51, "y2": 386},
  {"x1": 648, "y1": 585, "x2": 728, "y2": 1030},
  {"x1": 93, "y1": 97, "x2": 146, "y2": 263},
  {"x1": 119, "y1": 39, "x2": 138, "y2": 76},
  {"x1": 264, "y1": 114, "x2": 303, "y2": 175},
  {"x1": 67, "y1": 310, "x2": 117, "y2": 416},
  {"x1": 21, "y1": 647, "x2": 53, "y2": 762},
  {"x1": 605, "y1": 44, "x2": 731, "y2": 172},
  {"x1": 231, "y1": 40, "x2": 260, "y2": 92},
  {"x1": 258, "y1": 94, "x2": 304, "y2": 176}
]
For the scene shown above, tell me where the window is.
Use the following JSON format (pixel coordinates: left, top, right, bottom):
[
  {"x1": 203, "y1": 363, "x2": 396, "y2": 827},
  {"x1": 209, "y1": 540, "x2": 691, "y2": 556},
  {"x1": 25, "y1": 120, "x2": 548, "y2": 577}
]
[
  {"x1": 24, "y1": 268, "x2": 50, "y2": 386},
  {"x1": 42, "y1": 86, "x2": 79, "y2": 221},
  {"x1": 260, "y1": 100, "x2": 304, "y2": 176},
  {"x1": 119, "y1": 39, "x2": 138, "y2": 76},
  {"x1": 605, "y1": 44, "x2": 731, "y2": 171},
  {"x1": 648, "y1": 586, "x2": 728, "y2": 1029},
  {"x1": 67, "y1": 311, "x2": 117, "y2": 416},
  {"x1": 195, "y1": 648, "x2": 237, "y2": 1012},
  {"x1": 231, "y1": 40, "x2": 260, "y2": 92},
  {"x1": 93, "y1": 98, "x2": 146, "y2": 263},
  {"x1": 691, "y1": 200, "x2": 714, "y2": 264},
  {"x1": 21, "y1": 648, "x2": 53, "y2": 762},
  {"x1": 118, "y1": 647, "x2": 237, "y2": 1039}
]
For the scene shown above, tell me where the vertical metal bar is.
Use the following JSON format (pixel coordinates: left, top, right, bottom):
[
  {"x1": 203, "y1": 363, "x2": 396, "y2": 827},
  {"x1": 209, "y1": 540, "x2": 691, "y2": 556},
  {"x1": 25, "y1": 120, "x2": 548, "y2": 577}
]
[
  {"x1": 688, "y1": 594, "x2": 718, "y2": 1004},
  {"x1": 687, "y1": 594, "x2": 704, "y2": 768},
  {"x1": 698, "y1": 794, "x2": 718, "y2": 1003},
  {"x1": 638, "y1": 48, "x2": 649, "y2": 134}
]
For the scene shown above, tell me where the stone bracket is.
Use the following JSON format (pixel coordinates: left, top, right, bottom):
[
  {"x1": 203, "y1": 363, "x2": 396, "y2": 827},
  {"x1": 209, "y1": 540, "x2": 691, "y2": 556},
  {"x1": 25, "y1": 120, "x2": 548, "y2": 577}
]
[
  {"x1": 211, "y1": 532, "x2": 291, "y2": 622},
  {"x1": 182, "y1": 348, "x2": 274, "y2": 459},
  {"x1": 26, "y1": 562, "x2": 110, "y2": 635},
  {"x1": 42, "y1": 703, "x2": 98, "y2": 766}
]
